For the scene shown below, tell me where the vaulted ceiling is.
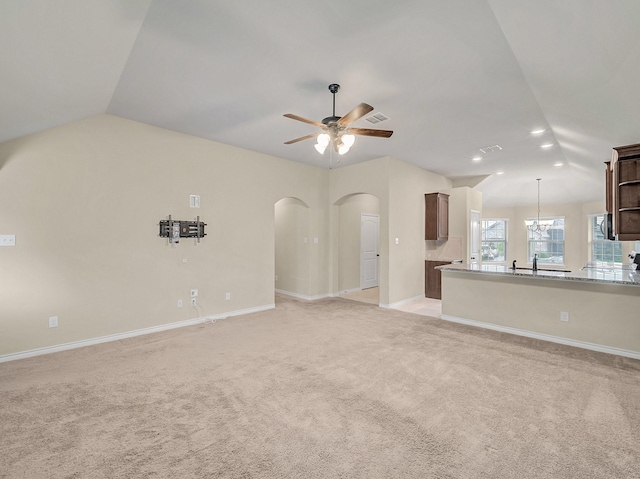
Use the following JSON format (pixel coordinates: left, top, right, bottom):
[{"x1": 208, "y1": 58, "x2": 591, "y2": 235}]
[{"x1": 2, "y1": 1, "x2": 640, "y2": 207}]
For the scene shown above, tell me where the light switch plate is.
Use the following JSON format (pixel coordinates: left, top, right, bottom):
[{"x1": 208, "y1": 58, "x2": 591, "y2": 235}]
[{"x1": 0, "y1": 235, "x2": 16, "y2": 246}]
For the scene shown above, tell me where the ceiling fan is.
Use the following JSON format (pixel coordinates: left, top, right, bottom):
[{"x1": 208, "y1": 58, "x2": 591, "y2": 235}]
[{"x1": 283, "y1": 83, "x2": 393, "y2": 155}]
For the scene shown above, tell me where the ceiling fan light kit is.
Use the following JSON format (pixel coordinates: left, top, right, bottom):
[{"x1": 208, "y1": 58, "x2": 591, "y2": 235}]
[{"x1": 284, "y1": 83, "x2": 393, "y2": 158}]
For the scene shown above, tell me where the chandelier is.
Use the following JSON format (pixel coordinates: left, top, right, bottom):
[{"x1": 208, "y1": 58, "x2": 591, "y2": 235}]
[{"x1": 525, "y1": 178, "x2": 554, "y2": 233}]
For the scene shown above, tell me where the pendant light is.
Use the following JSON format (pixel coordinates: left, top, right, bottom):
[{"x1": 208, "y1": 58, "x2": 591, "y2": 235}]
[{"x1": 525, "y1": 178, "x2": 554, "y2": 233}]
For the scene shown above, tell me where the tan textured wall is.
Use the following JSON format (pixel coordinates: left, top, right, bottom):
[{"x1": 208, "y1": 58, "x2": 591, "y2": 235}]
[
  {"x1": 441, "y1": 271, "x2": 640, "y2": 354},
  {"x1": 0, "y1": 115, "x2": 329, "y2": 355}
]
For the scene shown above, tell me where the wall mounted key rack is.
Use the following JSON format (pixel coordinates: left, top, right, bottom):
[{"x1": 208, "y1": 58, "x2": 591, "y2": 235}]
[{"x1": 159, "y1": 215, "x2": 206, "y2": 244}]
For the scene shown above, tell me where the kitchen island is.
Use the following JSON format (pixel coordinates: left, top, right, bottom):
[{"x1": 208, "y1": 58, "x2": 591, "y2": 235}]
[{"x1": 437, "y1": 263, "x2": 640, "y2": 359}]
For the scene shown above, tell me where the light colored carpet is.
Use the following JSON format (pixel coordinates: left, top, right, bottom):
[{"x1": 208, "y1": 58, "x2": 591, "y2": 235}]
[{"x1": 1, "y1": 295, "x2": 639, "y2": 478}]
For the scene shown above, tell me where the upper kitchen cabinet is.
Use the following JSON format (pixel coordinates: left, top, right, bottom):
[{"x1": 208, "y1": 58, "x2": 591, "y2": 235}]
[
  {"x1": 425, "y1": 192, "x2": 449, "y2": 241},
  {"x1": 611, "y1": 143, "x2": 640, "y2": 241}
]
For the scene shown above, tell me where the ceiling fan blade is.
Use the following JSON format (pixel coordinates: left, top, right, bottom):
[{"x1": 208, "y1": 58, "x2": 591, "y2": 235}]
[
  {"x1": 337, "y1": 103, "x2": 374, "y2": 126},
  {"x1": 283, "y1": 113, "x2": 325, "y2": 128},
  {"x1": 284, "y1": 133, "x2": 318, "y2": 145},
  {"x1": 346, "y1": 127, "x2": 394, "y2": 138}
]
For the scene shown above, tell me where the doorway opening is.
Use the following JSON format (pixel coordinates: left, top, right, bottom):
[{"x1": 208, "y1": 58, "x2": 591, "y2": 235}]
[
  {"x1": 274, "y1": 197, "x2": 310, "y2": 299},
  {"x1": 335, "y1": 193, "x2": 380, "y2": 305}
]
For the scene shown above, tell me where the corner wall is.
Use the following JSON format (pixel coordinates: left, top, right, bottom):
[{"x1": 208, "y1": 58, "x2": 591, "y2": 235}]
[{"x1": 330, "y1": 157, "x2": 452, "y2": 306}]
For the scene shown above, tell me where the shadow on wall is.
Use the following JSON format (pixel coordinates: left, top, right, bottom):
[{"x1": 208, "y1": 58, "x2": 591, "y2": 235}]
[{"x1": 0, "y1": 138, "x2": 25, "y2": 172}]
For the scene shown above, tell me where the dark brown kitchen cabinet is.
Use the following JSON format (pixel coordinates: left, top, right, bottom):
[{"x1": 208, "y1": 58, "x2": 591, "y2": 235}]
[
  {"x1": 611, "y1": 143, "x2": 640, "y2": 241},
  {"x1": 425, "y1": 193, "x2": 449, "y2": 241},
  {"x1": 605, "y1": 161, "x2": 613, "y2": 215},
  {"x1": 425, "y1": 260, "x2": 450, "y2": 299}
]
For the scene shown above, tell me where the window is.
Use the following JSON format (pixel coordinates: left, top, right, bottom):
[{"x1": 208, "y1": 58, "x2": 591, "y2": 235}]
[
  {"x1": 590, "y1": 214, "x2": 623, "y2": 264},
  {"x1": 527, "y1": 217, "x2": 564, "y2": 264},
  {"x1": 481, "y1": 219, "x2": 507, "y2": 262}
]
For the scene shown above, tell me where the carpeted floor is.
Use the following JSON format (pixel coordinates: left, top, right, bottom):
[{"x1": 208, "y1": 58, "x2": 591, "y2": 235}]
[{"x1": 1, "y1": 295, "x2": 639, "y2": 478}]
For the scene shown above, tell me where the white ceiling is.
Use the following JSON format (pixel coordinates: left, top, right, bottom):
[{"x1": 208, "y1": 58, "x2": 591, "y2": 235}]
[{"x1": 2, "y1": 0, "x2": 640, "y2": 207}]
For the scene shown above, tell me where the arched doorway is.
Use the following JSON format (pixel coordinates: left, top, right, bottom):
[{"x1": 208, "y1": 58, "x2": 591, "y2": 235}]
[
  {"x1": 274, "y1": 197, "x2": 311, "y2": 299},
  {"x1": 334, "y1": 193, "x2": 380, "y2": 305}
]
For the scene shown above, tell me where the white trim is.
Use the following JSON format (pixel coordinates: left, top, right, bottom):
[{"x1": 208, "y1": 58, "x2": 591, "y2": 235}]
[
  {"x1": 440, "y1": 314, "x2": 640, "y2": 360},
  {"x1": 0, "y1": 304, "x2": 275, "y2": 364},
  {"x1": 275, "y1": 289, "x2": 336, "y2": 301},
  {"x1": 380, "y1": 294, "x2": 425, "y2": 310}
]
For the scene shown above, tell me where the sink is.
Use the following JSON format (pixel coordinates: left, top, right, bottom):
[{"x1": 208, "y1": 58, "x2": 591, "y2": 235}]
[{"x1": 513, "y1": 267, "x2": 571, "y2": 273}]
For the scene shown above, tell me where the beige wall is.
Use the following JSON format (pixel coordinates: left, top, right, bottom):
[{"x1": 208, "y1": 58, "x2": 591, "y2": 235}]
[
  {"x1": 447, "y1": 186, "x2": 483, "y2": 264},
  {"x1": 0, "y1": 115, "x2": 329, "y2": 355},
  {"x1": 329, "y1": 157, "x2": 452, "y2": 306},
  {"x1": 483, "y1": 200, "x2": 635, "y2": 271},
  {"x1": 441, "y1": 271, "x2": 640, "y2": 357},
  {"x1": 388, "y1": 158, "x2": 452, "y2": 304},
  {"x1": 0, "y1": 114, "x2": 460, "y2": 357}
]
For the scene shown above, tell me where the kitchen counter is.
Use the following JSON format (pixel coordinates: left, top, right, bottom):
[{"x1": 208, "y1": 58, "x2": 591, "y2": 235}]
[
  {"x1": 436, "y1": 262, "x2": 640, "y2": 287},
  {"x1": 437, "y1": 262, "x2": 640, "y2": 359}
]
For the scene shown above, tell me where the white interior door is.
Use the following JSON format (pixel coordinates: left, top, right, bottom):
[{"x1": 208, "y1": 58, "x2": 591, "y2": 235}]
[
  {"x1": 361, "y1": 214, "x2": 379, "y2": 289},
  {"x1": 470, "y1": 210, "x2": 480, "y2": 264}
]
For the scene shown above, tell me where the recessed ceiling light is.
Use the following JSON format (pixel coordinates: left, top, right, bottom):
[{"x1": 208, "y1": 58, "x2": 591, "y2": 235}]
[
  {"x1": 553, "y1": 162, "x2": 563, "y2": 167},
  {"x1": 531, "y1": 128, "x2": 546, "y2": 135},
  {"x1": 472, "y1": 156, "x2": 482, "y2": 162},
  {"x1": 496, "y1": 171, "x2": 505, "y2": 175},
  {"x1": 541, "y1": 143, "x2": 554, "y2": 149}
]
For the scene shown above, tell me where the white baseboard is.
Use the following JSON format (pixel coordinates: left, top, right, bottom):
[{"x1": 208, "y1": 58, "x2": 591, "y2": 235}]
[
  {"x1": 440, "y1": 314, "x2": 640, "y2": 360},
  {"x1": 0, "y1": 303, "x2": 275, "y2": 364},
  {"x1": 380, "y1": 294, "x2": 426, "y2": 310},
  {"x1": 275, "y1": 289, "x2": 336, "y2": 301}
]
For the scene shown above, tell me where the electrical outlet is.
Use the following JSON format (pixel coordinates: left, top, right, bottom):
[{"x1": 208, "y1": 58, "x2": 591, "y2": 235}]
[
  {"x1": 275, "y1": 275, "x2": 278, "y2": 281},
  {"x1": 191, "y1": 289, "x2": 198, "y2": 297},
  {"x1": 560, "y1": 312, "x2": 569, "y2": 322},
  {"x1": 177, "y1": 299, "x2": 183, "y2": 308},
  {"x1": 225, "y1": 292, "x2": 231, "y2": 300},
  {"x1": 48, "y1": 316, "x2": 58, "y2": 328},
  {"x1": 191, "y1": 298, "x2": 197, "y2": 307}
]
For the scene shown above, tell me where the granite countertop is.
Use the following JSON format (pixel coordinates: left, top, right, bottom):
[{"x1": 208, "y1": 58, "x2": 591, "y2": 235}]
[{"x1": 437, "y1": 262, "x2": 640, "y2": 287}]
